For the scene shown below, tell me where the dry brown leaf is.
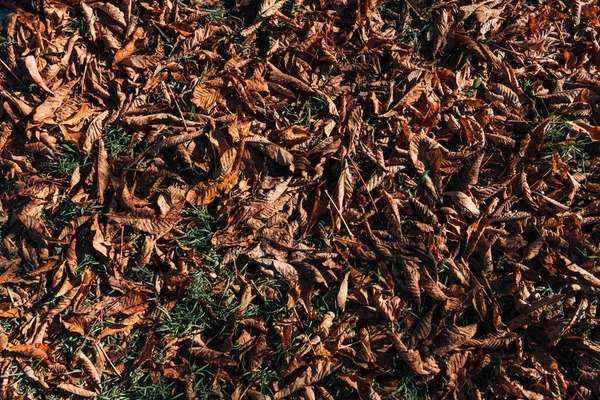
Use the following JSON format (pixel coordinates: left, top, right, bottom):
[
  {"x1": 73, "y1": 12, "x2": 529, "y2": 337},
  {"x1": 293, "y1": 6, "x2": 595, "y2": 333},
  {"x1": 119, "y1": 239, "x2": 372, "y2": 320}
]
[
  {"x1": 337, "y1": 271, "x2": 349, "y2": 312},
  {"x1": 247, "y1": 135, "x2": 294, "y2": 167},
  {"x1": 92, "y1": 2, "x2": 127, "y2": 27},
  {"x1": 32, "y1": 80, "x2": 78, "y2": 122},
  {"x1": 274, "y1": 360, "x2": 337, "y2": 399},
  {"x1": 77, "y1": 350, "x2": 102, "y2": 389},
  {"x1": 108, "y1": 213, "x2": 180, "y2": 235},
  {"x1": 57, "y1": 383, "x2": 97, "y2": 398},
  {"x1": 7, "y1": 344, "x2": 49, "y2": 361},
  {"x1": 445, "y1": 191, "x2": 480, "y2": 216},
  {"x1": 82, "y1": 111, "x2": 109, "y2": 152},
  {"x1": 97, "y1": 138, "x2": 110, "y2": 202},
  {"x1": 23, "y1": 56, "x2": 53, "y2": 94}
]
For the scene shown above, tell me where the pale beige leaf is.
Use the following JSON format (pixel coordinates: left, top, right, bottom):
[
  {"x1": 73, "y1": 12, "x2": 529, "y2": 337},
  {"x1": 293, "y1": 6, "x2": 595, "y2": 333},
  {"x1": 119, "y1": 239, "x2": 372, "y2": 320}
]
[
  {"x1": 97, "y1": 138, "x2": 110, "y2": 203},
  {"x1": 560, "y1": 255, "x2": 600, "y2": 287},
  {"x1": 57, "y1": 383, "x2": 97, "y2": 398},
  {"x1": 274, "y1": 360, "x2": 337, "y2": 399},
  {"x1": 522, "y1": 238, "x2": 543, "y2": 261},
  {"x1": 572, "y1": 0, "x2": 582, "y2": 26},
  {"x1": 444, "y1": 191, "x2": 480, "y2": 216},
  {"x1": 69, "y1": 165, "x2": 81, "y2": 190},
  {"x1": 269, "y1": 71, "x2": 314, "y2": 93},
  {"x1": 108, "y1": 212, "x2": 180, "y2": 235},
  {"x1": 7, "y1": 344, "x2": 49, "y2": 361},
  {"x1": 92, "y1": 2, "x2": 126, "y2": 27},
  {"x1": 23, "y1": 55, "x2": 53, "y2": 94},
  {"x1": 32, "y1": 80, "x2": 77, "y2": 122},
  {"x1": 139, "y1": 235, "x2": 156, "y2": 268},
  {"x1": 216, "y1": 148, "x2": 237, "y2": 178},
  {"x1": 76, "y1": 350, "x2": 102, "y2": 389},
  {"x1": 191, "y1": 85, "x2": 221, "y2": 111},
  {"x1": 81, "y1": 2, "x2": 97, "y2": 41},
  {"x1": 257, "y1": 258, "x2": 299, "y2": 282},
  {"x1": 433, "y1": 8, "x2": 452, "y2": 56},
  {"x1": 247, "y1": 135, "x2": 294, "y2": 167},
  {"x1": 337, "y1": 271, "x2": 349, "y2": 312},
  {"x1": 120, "y1": 55, "x2": 162, "y2": 69},
  {"x1": 257, "y1": 0, "x2": 286, "y2": 20},
  {"x1": 147, "y1": 129, "x2": 205, "y2": 157},
  {"x1": 82, "y1": 110, "x2": 109, "y2": 152}
]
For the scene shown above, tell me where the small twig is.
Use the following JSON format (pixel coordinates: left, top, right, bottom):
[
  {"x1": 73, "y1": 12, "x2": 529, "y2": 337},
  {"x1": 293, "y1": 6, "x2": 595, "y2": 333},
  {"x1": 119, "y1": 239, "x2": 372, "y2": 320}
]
[
  {"x1": 324, "y1": 189, "x2": 355, "y2": 238},
  {"x1": 164, "y1": 82, "x2": 190, "y2": 132},
  {"x1": 6, "y1": 287, "x2": 16, "y2": 307},
  {"x1": 291, "y1": 307, "x2": 318, "y2": 356},
  {"x1": 94, "y1": 341, "x2": 122, "y2": 378},
  {"x1": 348, "y1": 156, "x2": 378, "y2": 213},
  {"x1": 0, "y1": 58, "x2": 24, "y2": 85},
  {"x1": 81, "y1": 55, "x2": 90, "y2": 96}
]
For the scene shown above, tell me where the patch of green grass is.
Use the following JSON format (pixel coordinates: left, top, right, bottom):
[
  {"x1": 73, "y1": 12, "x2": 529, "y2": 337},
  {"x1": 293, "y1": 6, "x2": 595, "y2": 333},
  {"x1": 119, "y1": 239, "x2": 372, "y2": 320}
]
[
  {"x1": 576, "y1": 247, "x2": 599, "y2": 260},
  {"x1": 167, "y1": 80, "x2": 188, "y2": 94},
  {"x1": 16, "y1": 259, "x2": 36, "y2": 275},
  {"x1": 239, "y1": 356, "x2": 281, "y2": 397},
  {"x1": 156, "y1": 295, "x2": 210, "y2": 337},
  {"x1": 51, "y1": 144, "x2": 92, "y2": 178},
  {"x1": 188, "y1": 363, "x2": 228, "y2": 399},
  {"x1": 535, "y1": 285, "x2": 555, "y2": 297},
  {"x1": 242, "y1": 278, "x2": 290, "y2": 322},
  {"x1": 99, "y1": 372, "x2": 182, "y2": 400},
  {"x1": 257, "y1": 360, "x2": 281, "y2": 397},
  {"x1": 178, "y1": 165, "x2": 209, "y2": 185},
  {"x1": 541, "y1": 119, "x2": 595, "y2": 167},
  {"x1": 438, "y1": 261, "x2": 450, "y2": 285},
  {"x1": 103, "y1": 124, "x2": 132, "y2": 158},
  {"x1": 64, "y1": 15, "x2": 89, "y2": 37},
  {"x1": 204, "y1": 6, "x2": 228, "y2": 23},
  {"x1": 282, "y1": 94, "x2": 328, "y2": 130},
  {"x1": 385, "y1": 361, "x2": 430, "y2": 399},
  {"x1": 301, "y1": 220, "x2": 333, "y2": 249},
  {"x1": 156, "y1": 256, "x2": 238, "y2": 337},
  {"x1": 302, "y1": 288, "x2": 337, "y2": 334},
  {"x1": 125, "y1": 264, "x2": 155, "y2": 287},
  {"x1": 0, "y1": 317, "x2": 20, "y2": 332},
  {"x1": 0, "y1": 36, "x2": 16, "y2": 49},
  {"x1": 8, "y1": 360, "x2": 59, "y2": 399},
  {"x1": 0, "y1": 237, "x2": 20, "y2": 260},
  {"x1": 400, "y1": 27, "x2": 423, "y2": 44},
  {"x1": 57, "y1": 333, "x2": 86, "y2": 359},
  {"x1": 152, "y1": 23, "x2": 175, "y2": 51},
  {"x1": 77, "y1": 253, "x2": 105, "y2": 276},
  {"x1": 42, "y1": 197, "x2": 100, "y2": 232},
  {"x1": 492, "y1": 251, "x2": 508, "y2": 268},
  {"x1": 188, "y1": 3, "x2": 229, "y2": 23},
  {"x1": 462, "y1": 78, "x2": 482, "y2": 97},
  {"x1": 518, "y1": 77, "x2": 534, "y2": 96},
  {"x1": 177, "y1": 206, "x2": 218, "y2": 252},
  {"x1": 282, "y1": 0, "x2": 307, "y2": 15}
]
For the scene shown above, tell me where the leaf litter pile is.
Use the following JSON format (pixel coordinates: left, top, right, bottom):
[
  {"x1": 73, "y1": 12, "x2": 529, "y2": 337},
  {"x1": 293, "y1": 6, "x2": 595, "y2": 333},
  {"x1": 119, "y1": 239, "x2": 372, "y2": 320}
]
[{"x1": 1, "y1": 0, "x2": 600, "y2": 398}]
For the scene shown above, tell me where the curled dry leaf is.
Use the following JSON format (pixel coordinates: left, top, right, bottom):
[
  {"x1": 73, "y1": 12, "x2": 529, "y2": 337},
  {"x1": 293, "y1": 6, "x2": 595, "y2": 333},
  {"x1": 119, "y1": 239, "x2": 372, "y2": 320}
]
[
  {"x1": 108, "y1": 213, "x2": 181, "y2": 236},
  {"x1": 7, "y1": 344, "x2": 49, "y2": 361},
  {"x1": 247, "y1": 135, "x2": 294, "y2": 167},
  {"x1": 274, "y1": 360, "x2": 337, "y2": 399},
  {"x1": 97, "y1": 138, "x2": 110, "y2": 202},
  {"x1": 32, "y1": 80, "x2": 78, "y2": 123},
  {"x1": 57, "y1": 383, "x2": 97, "y2": 398},
  {"x1": 82, "y1": 111, "x2": 109, "y2": 152},
  {"x1": 445, "y1": 191, "x2": 480, "y2": 216},
  {"x1": 337, "y1": 271, "x2": 349, "y2": 312},
  {"x1": 23, "y1": 56, "x2": 53, "y2": 94},
  {"x1": 76, "y1": 350, "x2": 102, "y2": 389}
]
